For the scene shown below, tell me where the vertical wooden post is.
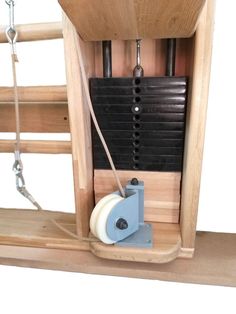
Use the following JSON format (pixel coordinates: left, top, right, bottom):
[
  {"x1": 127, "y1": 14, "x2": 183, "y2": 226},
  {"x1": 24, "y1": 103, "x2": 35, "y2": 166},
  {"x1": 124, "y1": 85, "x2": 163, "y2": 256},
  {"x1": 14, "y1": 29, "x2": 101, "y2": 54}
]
[
  {"x1": 62, "y1": 14, "x2": 95, "y2": 237},
  {"x1": 180, "y1": 0, "x2": 215, "y2": 250}
]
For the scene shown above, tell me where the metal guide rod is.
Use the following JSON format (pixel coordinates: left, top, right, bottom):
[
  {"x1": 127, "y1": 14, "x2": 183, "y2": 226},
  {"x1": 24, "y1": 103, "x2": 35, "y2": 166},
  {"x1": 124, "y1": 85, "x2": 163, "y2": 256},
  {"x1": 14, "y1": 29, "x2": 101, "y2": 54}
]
[
  {"x1": 166, "y1": 38, "x2": 176, "y2": 77},
  {"x1": 102, "y1": 41, "x2": 112, "y2": 78}
]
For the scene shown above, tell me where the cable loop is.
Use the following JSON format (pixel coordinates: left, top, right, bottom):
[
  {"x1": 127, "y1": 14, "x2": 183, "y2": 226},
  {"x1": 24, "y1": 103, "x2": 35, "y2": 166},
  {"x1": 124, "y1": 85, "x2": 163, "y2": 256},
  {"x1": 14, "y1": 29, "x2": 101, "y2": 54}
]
[{"x1": 5, "y1": 0, "x2": 15, "y2": 5}]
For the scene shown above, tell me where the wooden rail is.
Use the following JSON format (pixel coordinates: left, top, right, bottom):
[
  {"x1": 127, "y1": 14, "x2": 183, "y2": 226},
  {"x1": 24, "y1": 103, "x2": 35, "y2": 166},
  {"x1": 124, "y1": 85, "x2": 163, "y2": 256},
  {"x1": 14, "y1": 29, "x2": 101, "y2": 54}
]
[
  {"x1": 0, "y1": 85, "x2": 67, "y2": 102},
  {"x1": 0, "y1": 140, "x2": 71, "y2": 154},
  {"x1": 0, "y1": 102, "x2": 69, "y2": 133},
  {"x1": 0, "y1": 86, "x2": 69, "y2": 133},
  {"x1": 0, "y1": 22, "x2": 62, "y2": 43}
]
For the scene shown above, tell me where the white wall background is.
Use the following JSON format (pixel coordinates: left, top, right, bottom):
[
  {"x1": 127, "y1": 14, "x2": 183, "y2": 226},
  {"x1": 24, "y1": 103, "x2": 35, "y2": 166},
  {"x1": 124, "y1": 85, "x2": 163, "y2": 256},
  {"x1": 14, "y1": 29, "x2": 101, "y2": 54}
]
[{"x1": 0, "y1": 1, "x2": 235, "y2": 313}]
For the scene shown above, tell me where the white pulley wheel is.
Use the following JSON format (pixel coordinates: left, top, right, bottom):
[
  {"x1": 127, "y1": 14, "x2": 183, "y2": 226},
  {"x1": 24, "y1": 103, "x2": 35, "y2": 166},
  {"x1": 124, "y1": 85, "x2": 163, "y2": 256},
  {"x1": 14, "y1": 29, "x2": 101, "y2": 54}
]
[
  {"x1": 95, "y1": 195, "x2": 123, "y2": 244},
  {"x1": 90, "y1": 194, "x2": 118, "y2": 238}
]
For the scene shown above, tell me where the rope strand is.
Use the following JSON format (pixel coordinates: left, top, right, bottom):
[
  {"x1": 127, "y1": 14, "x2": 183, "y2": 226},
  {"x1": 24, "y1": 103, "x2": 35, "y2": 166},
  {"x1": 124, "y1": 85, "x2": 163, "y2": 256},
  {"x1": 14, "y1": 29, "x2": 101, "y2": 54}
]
[
  {"x1": 6, "y1": 1, "x2": 125, "y2": 243},
  {"x1": 74, "y1": 29, "x2": 126, "y2": 198},
  {"x1": 10, "y1": 50, "x2": 100, "y2": 242}
]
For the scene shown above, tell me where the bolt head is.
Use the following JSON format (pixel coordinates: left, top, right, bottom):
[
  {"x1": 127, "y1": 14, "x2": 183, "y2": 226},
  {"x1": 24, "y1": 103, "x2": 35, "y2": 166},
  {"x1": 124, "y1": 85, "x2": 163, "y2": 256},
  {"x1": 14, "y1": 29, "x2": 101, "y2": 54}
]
[{"x1": 131, "y1": 178, "x2": 139, "y2": 185}]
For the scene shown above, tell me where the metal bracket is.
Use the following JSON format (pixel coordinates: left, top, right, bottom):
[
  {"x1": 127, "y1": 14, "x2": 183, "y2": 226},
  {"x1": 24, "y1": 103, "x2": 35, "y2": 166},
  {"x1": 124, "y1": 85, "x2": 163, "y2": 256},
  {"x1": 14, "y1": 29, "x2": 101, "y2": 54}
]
[{"x1": 106, "y1": 179, "x2": 153, "y2": 248}]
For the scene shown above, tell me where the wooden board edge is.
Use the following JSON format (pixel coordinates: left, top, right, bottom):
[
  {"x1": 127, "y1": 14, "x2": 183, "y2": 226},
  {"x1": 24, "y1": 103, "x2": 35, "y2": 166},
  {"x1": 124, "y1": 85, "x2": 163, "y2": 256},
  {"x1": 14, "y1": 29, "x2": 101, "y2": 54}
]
[
  {"x1": 0, "y1": 231, "x2": 235, "y2": 287},
  {"x1": 89, "y1": 239, "x2": 181, "y2": 264},
  {"x1": 180, "y1": 0, "x2": 216, "y2": 249}
]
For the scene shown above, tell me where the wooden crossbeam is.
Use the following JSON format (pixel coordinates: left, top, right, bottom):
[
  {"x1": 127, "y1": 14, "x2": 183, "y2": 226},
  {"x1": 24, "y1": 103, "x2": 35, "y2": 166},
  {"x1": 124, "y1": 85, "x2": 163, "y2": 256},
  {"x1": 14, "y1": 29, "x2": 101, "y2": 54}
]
[
  {"x1": 59, "y1": 0, "x2": 206, "y2": 41},
  {"x1": 0, "y1": 86, "x2": 69, "y2": 133},
  {"x1": 0, "y1": 86, "x2": 67, "y2": 102},
  {"x1": 0, "y1": 140, "x2": 71, "y2": 154},
  {"x1": 0, "y1": 22, "x2": 62, "y2": 43},
  {"x1": 0, "y1": 101, "x2": 69, "y2": 133}
]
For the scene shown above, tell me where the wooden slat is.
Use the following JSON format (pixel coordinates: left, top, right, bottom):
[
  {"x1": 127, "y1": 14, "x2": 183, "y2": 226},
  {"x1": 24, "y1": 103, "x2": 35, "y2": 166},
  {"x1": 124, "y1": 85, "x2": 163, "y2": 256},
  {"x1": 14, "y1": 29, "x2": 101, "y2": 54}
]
[
  {"x1": 0, "y1": 85, "x2": 68, "y2": 133},
  {"x1": 0, "y1": 230, "x2": 235, "y2": 286},
  {"x1": 0, "y1": 22, "x2": 62, "y2": 43},
  {"x1": 0, "y1": 208, "x2": 88, "y2": 251},
  {"x1": 0, "y1": 140, "x2": 71, "y2": 154},
  {"x1": 94, "y1": 170, "x2": 181, "y2": 223},
  {"x1": 59, "y1": 0, "x2": 206, "y2": 41},
  {"x1": 0, "y1": 86, "x2": 67, "y2": 102},
  {"x1": 63, "y1": 15, "x2": 95, "y2": 237},
  {"x1": 0, "y1": 101, "x2": 69, "y2": 133},
  {"x1": 180, "y1": 0, "x2": 215, "y2": 249}
]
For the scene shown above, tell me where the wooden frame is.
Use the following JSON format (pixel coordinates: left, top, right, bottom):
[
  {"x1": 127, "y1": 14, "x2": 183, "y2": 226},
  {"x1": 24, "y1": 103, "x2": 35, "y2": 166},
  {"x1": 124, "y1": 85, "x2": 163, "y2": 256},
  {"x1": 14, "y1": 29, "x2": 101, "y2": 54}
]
[
  {"x1": 60, "y1": 0, "x2": 215, "y2": 262},
  {"x1": 1, "y1": 0, "x2": 235, "y2": 287}
]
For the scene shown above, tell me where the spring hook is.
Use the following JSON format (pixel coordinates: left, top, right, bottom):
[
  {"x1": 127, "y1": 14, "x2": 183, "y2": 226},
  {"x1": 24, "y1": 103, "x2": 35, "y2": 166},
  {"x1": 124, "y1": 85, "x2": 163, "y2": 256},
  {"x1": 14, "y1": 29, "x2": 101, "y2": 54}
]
[
  {"x1": 13, "y1": 151, "x2": 25, "y2": 190},
  {"x1": 12, "y1": 151, "x2": 39, "y2": 205}
]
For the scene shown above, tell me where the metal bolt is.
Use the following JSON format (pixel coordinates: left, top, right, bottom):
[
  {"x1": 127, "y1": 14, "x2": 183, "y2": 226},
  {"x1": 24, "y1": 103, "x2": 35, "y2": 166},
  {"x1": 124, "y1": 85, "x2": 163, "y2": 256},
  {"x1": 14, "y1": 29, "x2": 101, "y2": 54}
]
[
  {"x1": 131, "y1": 177, "x2": 139, "y2": 185},
  {"x1": 116, "y1": 218, "x2": 129, "y2": 230}
]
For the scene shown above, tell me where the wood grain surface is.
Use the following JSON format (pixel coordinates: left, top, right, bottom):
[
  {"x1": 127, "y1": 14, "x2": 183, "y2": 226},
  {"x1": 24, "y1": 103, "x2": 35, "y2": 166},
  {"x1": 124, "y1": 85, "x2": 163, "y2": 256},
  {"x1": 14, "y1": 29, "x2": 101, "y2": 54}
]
[{"x1": 59, "y1": 0, "x2": 206, "y2": 40}]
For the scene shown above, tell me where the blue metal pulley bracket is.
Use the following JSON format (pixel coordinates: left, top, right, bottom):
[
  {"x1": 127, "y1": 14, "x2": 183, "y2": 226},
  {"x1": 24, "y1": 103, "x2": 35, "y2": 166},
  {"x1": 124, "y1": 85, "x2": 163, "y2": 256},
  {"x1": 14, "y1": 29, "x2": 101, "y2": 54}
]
[{"x1": 106, "y1": 179, "x2": 153, "y2": 248}]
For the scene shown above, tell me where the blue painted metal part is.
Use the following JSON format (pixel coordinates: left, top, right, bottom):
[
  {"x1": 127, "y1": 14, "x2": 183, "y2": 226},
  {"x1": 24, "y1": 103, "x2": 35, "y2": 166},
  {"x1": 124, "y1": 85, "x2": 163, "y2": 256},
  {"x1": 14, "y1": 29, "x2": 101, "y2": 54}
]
[
  {"x1": 116, "y1": 223, "x2": 152, "y2": 248},
  {"x1": 106, "y1": 180, "x2": 153, "y2": 248}
]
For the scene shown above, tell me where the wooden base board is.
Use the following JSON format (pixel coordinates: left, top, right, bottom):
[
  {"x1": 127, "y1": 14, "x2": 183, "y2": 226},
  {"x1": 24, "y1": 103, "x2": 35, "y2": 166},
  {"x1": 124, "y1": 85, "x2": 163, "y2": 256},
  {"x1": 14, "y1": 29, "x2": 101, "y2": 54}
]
[
  {"x1": 0, "y1": 208, "x2": 185, "y2": 264},
  {"x1": 0, "y1": 231, "x2": 235, "y2": 287},
  {"x1": 90, "y1": 223, "x2": 182, "y2": 264}
]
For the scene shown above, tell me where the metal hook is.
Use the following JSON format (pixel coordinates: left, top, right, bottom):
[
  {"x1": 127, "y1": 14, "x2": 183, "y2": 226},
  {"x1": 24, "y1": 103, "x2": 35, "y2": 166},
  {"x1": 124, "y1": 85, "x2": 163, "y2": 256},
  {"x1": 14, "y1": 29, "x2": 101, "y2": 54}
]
[
  {"x1": 136, "y1": 39, "x2": 141, "y2": 68},
  {"x1": 5, "y1": 26, "x2": 17, "y2": 45},
  {"x1": 5, "y1": 0, "x2": 15, "y2": 6},
  {"x1": 5, "y1": 0, "x2": 17, "y2": 55},
  {"x1": 133, "y1": 39, "x2": 144, "y2": 77}
]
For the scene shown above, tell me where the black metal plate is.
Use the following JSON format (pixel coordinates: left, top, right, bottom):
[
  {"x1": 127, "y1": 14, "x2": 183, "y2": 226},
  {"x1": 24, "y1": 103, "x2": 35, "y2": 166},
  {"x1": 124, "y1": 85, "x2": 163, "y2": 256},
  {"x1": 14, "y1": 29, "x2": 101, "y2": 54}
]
[{"x1": 90, "y1": 76, "x2": 187, "y2": 172}]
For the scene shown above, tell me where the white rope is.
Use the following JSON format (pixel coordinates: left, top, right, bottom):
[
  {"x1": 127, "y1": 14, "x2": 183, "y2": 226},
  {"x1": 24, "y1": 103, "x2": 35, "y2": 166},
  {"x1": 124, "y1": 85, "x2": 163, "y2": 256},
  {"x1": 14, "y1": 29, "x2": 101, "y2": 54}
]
[
  {"x1": 74, "y1": 29, "x2": 126, "y2": 198},
  {"x1": 5, "y1": 1, "x2": 100, "y2": 241},
  {"x1": 5, "y1": 1, "x2": 125, "y2": 243}
]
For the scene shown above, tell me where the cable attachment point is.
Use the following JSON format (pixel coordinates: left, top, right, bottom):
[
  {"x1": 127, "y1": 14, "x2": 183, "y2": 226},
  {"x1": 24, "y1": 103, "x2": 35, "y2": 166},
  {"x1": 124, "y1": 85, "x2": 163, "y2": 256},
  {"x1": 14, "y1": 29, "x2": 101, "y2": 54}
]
[
  {"x1": 133, "y1": 39, "x2": 144, "y2": 78},
  {"x1": 13, "y1": 150, "x2": 39, "y2": 207},
  {"x1": 5, "y1": 0, "x2": 15, "y2": 6},
  {"x1": 13, "y1": 150, "x2": 25, "y2": 190},
  {"x1": 5, "y1": 0, "x2": 18, "y2": 60}
]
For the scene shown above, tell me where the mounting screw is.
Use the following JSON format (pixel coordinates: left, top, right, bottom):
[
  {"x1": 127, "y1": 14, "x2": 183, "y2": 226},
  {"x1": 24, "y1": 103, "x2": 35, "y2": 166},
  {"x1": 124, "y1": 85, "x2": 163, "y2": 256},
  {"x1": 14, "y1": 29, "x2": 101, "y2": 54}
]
[
  {"x1": 131, "y1": 177, "x2": 139, "y2": 185},
  {"x1": 116, "y1": 218, "x2": 128, "y2": 230}
]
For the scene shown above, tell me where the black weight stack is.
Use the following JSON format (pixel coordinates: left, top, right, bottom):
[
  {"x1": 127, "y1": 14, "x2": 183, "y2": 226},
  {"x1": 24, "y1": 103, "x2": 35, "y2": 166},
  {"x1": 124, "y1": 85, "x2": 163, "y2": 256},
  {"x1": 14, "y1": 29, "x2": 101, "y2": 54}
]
[{"x1": 90, "y1": 39, "x2": 187, "y2": 172}]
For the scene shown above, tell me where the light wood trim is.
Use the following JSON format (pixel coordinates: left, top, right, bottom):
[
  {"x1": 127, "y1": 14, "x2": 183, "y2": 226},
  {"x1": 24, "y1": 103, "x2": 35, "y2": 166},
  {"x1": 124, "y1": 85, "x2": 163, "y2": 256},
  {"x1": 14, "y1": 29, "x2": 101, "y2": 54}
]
[
  {"x1": 180, "y1": 0, "x2": 215, "y2": 248},
  {"x1": 0, "y1": 230, "x2": 235, "y2": 286},
  {"x1": 179, "y1": 247, "x2": 195, "y2": 258},
  {"x1": 62, "y1": 14, "x2": 95, "y2": 237},
  {"x1": 0, "y1": 140, "x2": 71, "y2": 154},
  {"x1": 0, "y1": 22, "x2": 62, "y2": 43},
  {"x1": 0, "y1": 86, "x2": 67, "y2": 102},
  {"x1": 94, "y1": 170, "x2": 181, "y2": 224},
  {"x1": 0, "y1": 101, "x2": 69, "y2": 133},
  {"x1": 59, "y1": 0, "x2": 206, "y2": 40}
]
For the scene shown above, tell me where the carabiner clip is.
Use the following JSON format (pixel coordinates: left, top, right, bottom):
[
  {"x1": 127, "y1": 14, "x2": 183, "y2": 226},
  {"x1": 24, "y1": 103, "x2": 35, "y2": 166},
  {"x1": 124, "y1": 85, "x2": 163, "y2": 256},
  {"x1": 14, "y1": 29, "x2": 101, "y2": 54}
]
[{"x1": 5, "y1": 26, "x2": 17, "y2": 46}]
